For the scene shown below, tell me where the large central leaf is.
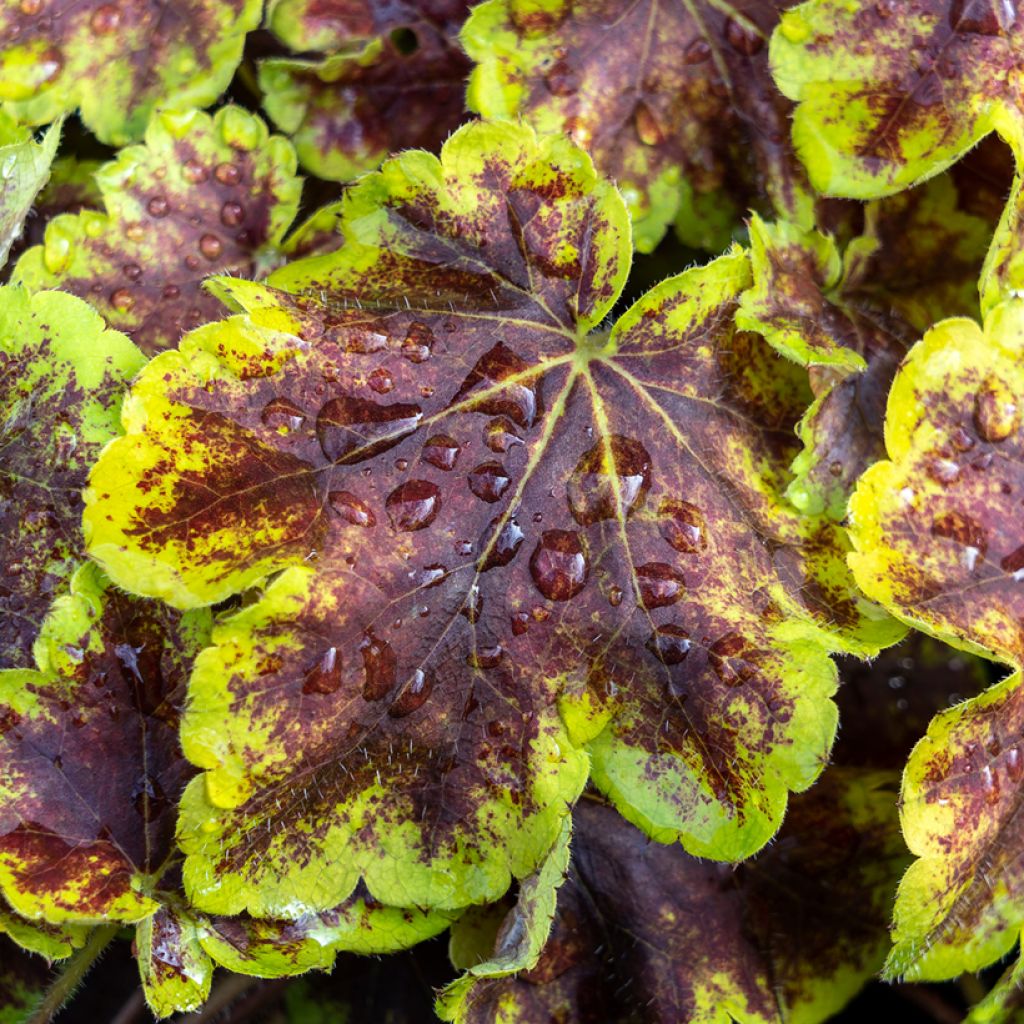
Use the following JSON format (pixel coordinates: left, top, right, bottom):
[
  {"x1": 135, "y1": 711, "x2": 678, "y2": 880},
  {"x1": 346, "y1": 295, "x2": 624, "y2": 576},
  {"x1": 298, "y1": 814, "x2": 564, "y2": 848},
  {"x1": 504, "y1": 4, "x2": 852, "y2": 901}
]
[{"x1": 85, "y1": 121, "x2": 900, "y2": 921}]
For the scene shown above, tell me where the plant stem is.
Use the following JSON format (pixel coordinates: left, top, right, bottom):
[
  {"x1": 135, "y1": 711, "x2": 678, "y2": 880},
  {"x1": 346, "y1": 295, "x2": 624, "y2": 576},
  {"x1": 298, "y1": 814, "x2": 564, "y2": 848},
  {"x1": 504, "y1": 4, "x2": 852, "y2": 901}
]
[{"x1": 28, "y1": 924, "x2": 120, "y2": 1024}]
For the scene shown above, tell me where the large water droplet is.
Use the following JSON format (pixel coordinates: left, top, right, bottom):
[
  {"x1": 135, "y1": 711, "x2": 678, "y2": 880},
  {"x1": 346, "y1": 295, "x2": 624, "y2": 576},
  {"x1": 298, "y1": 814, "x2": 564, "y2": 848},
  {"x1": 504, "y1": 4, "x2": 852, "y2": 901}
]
[
  {"x1": 484, "y1": 417, "x2": 523, "y2": 453},
  {"x1": 974, "y1": 375, "x2": 1020, "y2": 442},
  {"x1": 329, "y1": 490, "x2": 376, "y2": 528},
  {"x1": 401, "y1": 321, "x2": 434, "y2": 363},
  {"x1": 529, "y1": 530, "x2": 589, "y2": 601},
  {"x1": 303, "y1": 647, "x2": 342, "y2": 694},
  {"x1": 360, "y1": 631, "x2": 396, "y2": 700},
  {"x1": 317, "y1": 395, "x2": 422, "y2": 464},
  {"x1": 660, "y1": 499, "x2": 708, "y2": 553},
  {"x1": 388, "y1": 669, "x2": 433, "y2": 717},
  {"x1": 479, "y1": 516, "x2": 525, "y2": 570},
  {"x1": 261, "y1": 397, "x2": 306, "y2": 432},
  {"x1": 467, "y1": 644, "x2": 504, "y2": 669},
  {"x1": 646, "y1": 625, "x2": 691, "y2": 665},
  {"x1": 949, "y1": 0, "x2": 1016, "y2": 35},
  {"x1": 453, "y1": 342, "x2": 542, "y2": 429},
  {"x1": 567, "y1": 435, "x2": 651, "y2": 526},
  {"x1": 199, "y1": 233, "x2": 223, "y2": 261},
  {"x1": 422, "y1": 434, "x2": 460, "y2": 470},
  {"x1": 636, "y1": 562, "x2": 685, "y2": 608},
  {"x1": 468, "y1": 461, "x2": 511, "y2": 503},
  {"x1": 385, "y1": 480, "x2": 441, "y2": 531}
]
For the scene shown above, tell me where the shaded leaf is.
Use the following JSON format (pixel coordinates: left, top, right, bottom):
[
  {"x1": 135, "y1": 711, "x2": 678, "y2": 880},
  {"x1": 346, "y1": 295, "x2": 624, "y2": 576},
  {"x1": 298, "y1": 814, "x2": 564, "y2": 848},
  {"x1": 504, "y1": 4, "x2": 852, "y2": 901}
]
[
  {"x1": 770, "y1": 0, "x2": 1023, "y2": 198},
  {"x1": 0, "y1": 935, "x2": 48, "y2": 1024},
  {"x1": 0, "y1": 900, "x2": 86, "y2": 960},
  {"x1": 0, "y1": 286, "x2": 144, "y2": 670},
  {"x1": 0, "y1": 563, "x2": 211, "y2": 924},
  {"x1": 463, "y1": 0, "x2": 814, "y2": 252},
  {"x1": 136, "y1": 905, "x2": 212, "y2": 1018},
  {"x1": 964, "y1": 956, "x2": 1024, "y2": 1024},
  {"x1": 0, "y1": 0, "x2": 261, "y2": 146},
  {"x1": 0, "y1": 114, "x2": 59, "y2": 270},
  {"x1": 13, "y1": 106, "x2": 302, "y2": 356}
]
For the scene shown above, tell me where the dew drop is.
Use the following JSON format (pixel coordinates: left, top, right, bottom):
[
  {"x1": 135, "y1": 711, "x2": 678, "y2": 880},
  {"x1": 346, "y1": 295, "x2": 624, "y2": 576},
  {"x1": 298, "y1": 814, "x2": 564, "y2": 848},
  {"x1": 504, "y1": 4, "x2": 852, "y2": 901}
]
[
  {"x1": 368, "y1": 367, "x2": 395, "y2": 394},
  {"x1": 484, "y1": 417, "x2": 523, "y2": 453},
  {"x1": 950, "y1": 426, "x2": 976, "y2": 452},
  {"x1": 147, "y1": 195, "x2": 169, "y2": 218},
  {"x1": 646, "y1": 625, "x2": 691, "y2": 665},
  {"x1": 401, "y1": 320, "x2": 434, "y2": 363},
  {"x1": 1000, "y1": 543, "x2": 1024, "y2": 576},
  {"x1": 974, "y1": 375, "x2": 1020, "y2": 442},
  {"x1": 90, "y1": 4, "x2": 121, "y2": 32},
  {"x1": 37, "y1": 47, "x2": 63, "y2": 84},
  {"x1": 317, "y1": 395, "x2": 422, "y2": 464},
  {"x1": 529, "y1": 530, "x2": 589, "y2": 601},
  {"x1": 1008, "y1": 747, "x2": 1024, "y2": 782},
  {"x1": 724, "y1": 16, "x2": 765, "y2": 55},
  {"x1": 468, "y1": 461, "x2": 511, "y2": 503},
  {"x1": 950, "y1": 0, "x2": 1015, "y2": 35},
  {"x1": 328, "y1": 490, "x2": 376, "y2": 528},
  {"x1": 467, "y1": 644, "x2": 504, "y2": 669},
  {"x1": 607, "y1": 585, "x2": 623, "y2": 607},
  {"x1": 875, "y1": 0, "x2": 896, "y2": 16},
  {"x1": 19, "y1": 0, "x2": 41, "y2": 14},
  {"x1": 511, "y1": 611, "x2": 530, "y2": 635},
  {"x1": 388, "y1": 669, "x2": 433, "y2": 717},
  {"x1": 931, "y1": 510, "x2": 988, "y2": 564},
  {"x1": 360, "y1": 631, "x2": 396, "y2": 700},
  {"x1": 543, "y1": 58, "x2": 577, "y2": 96},
  {"x1": 220, "y1": 200, "x2": 245, "y2": 227},
  {"x1": 122, "y1": 262, "x2": 142, "y2": 280},
  {"x1": 385, "y1": 480, "x2": 441, "y2": 531},
  {"x1": 659, "y1": 498, "x2": 708, "y2": 553},
  {"x1": 927, "y1": 457, "x2": 961, "y2": 485},
  {"x1": 568, "y1": 435, "x2": 651, "y2": 526},
  {"x1": 215, "y1": 161, "x2": 241, "y2": 186},
  {"x1": 479, "y1": 516, "x2": 525, "y2": 571},
  {"x1": 453, "y1": 342, "x2": 541, "y2": 428},
  {"x1": 636, "y1": 562, "x2": 685, "y2": 609},
  {"x1": 414, "y1": 563, "x2": 447, "y2": 587},
  {"x1": 199, "y1": 233, "x2": 223, "y2": 261},
  {"x1": 183, "y1": 159, "x2": 208, "y2": 184},
  {"x1": 461, "y1": 585, "x2": 483, "y2": 623},
  {"x1": 303, "y1": 647, "x2": 342, "y2": 695},
  {"x1": 260, "y1": 397, "x2": 306, "y2": 432},
  {"x1": 110, "y1": 288, "x2": 135, "y2": 313},
  {"x1": 683, "y1": 37, "x2": 712, "y2": 63},
  {"x1": 633, "y1": 100, "x2": 665, "y2": 146},
  {"x1": 422, "y1": 434, "x2": 460, "y2": 470},
  {"x1": 185, "y1": 254, "x2": 200, "y2": 270}
]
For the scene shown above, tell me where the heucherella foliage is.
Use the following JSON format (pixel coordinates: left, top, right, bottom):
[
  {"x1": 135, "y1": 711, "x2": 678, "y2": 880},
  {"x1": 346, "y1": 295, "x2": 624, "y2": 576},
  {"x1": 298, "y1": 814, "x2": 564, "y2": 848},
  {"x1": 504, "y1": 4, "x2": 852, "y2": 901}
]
[{"x1": 83, "y1": 120, "x2": 901, "y2": 930}]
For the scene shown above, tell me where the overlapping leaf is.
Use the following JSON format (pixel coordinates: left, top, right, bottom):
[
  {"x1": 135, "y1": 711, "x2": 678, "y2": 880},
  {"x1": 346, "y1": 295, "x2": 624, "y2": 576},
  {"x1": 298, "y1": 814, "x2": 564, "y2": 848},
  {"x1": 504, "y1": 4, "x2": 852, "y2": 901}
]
[
  {"x1": 445, "y1": 772, "x2": 907, "y2": 1024},
  {"x1": 84, "y1": 120, "x2": 902, "y2": 928},
  {"x1": 0, "y1": 935, "x2": 48, "y2": 1024},
  {"x1": 0, "y1": 286, "x2": 144, "y2": 669},
  {"x1": 13, "y1": 106, "x2": 303, "y2": 356},
  {"x1": 848, "y1": 298, "x2": 1024, "y2": 979},
  {"x1": 770, "y1": 0, "x2": 1024, "y2": 198},
  {"x1": 0, "y1": 0, "x2": 261, "y2": 145},
  {"x1": 260, "y1": 0, "x2": 471, "y2": 182},
  {"x1": 0, "y1": 113, "x2": 59, "y2": 270},
  {"x1": 463, "y1": 0, "x2": 815, "y2": 252}
]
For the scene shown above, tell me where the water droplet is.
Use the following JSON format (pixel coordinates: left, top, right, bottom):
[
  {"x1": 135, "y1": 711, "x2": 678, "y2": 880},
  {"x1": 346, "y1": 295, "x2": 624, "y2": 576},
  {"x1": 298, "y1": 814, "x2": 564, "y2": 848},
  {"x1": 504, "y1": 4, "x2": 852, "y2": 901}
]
[
  {"x1": 162, "y1": 284, "x2": 180, "y2": 299},
  {"x1": 683, "y1": 37, "x2": 712, "y2": 63},
  {"x1": 388, "y1": 669, "x2": 433, "y2": 717},
  {"x1": 659, "y1": 499, "x2": 708, "y2": 553},
  {"x1": 529, "y1": 530, "x2": 589, "y2": 601},
  {"x1": 479, "y1": 516, "x2": 525, "y2": 570},
  {"x1": 468, "y1": 461, "x2": 511, "y2": 503},
  {"x1": 422, "y1": 434, "x2": 460, "y2": 471},
  {"x1": 1001, "y1": 543, "x2": 1024, "y2": 576},
  {"x1": 543, "y1": 58, "x2": 577, "y2": 96},
  {"x1": 974, "y1": 375, "x2": 1020, "y2": 442},
  {"x1": 185, "y1": 254, "x2": 200, "y2": 270},
  {"x1": 110, "y1": 288, "x2": 134, "y2": 313},
  {"x1": 261, "y1": 397, "x2": 306, "y2": 432},
  {"x1": 183, "y1": 159, "x2": 208, "y2": 184},
  {"x1": 568, "y1": 435, "x2": 651, "y2": 526},
  {"x1": 457, "y1": 539, "x2": 474, "y2": 556},
  {"x1": 414, "y1": 563, "x2": 447, "y2": 587},
  {"x1": 607, "y1": 585, "x2": 623, "y2": 607},
  {"x1": 950, "y1": 426, "x2": 976, "y2": 452},
  {"x1": 647, "y1": 625, "x2": 691, "y2": 665},
  {"x1": 360, "y1": 631, "x2": 396, "y2": 700},
  {"x1": 215, "y1": 161, "x2": 241, "y2": 186},
  {"x1": 875, "y1": 0, "x2": 896, "y2": 16},
  {"x1": 303, "y1": 647, "x2": 341, "y2": 694},
  {"x1": 633, "y1": 100, "x2": 665, "y2": 146},
  {"x1": 395, "y1": 458, "x2": 409, "y2": 471},
  {"x1": 147, "y1": 195, "x2": 169, "y2": 218},
  {"x1": 317, "y1": 395, "x2": 422, "y2": 464},
  {"x1": 467, "y1": 644, "x2": 504, "y2": 669},
  {"x1": 912, "y1": 72, "x2": 945, "y2": 108},
  {"x1": 724, "y1": 16, "x2": 765, "y2": 54},
  {"x1": 462, "y1": 585, "x2": 483, "y2": 622},
  {"x1": 386, "y1": 480, "x2": 441, "y2": 531},
  {"x1": 636, "y1": 562, "x2": 685, "y2": 609},
  {"x1": 220, "y1": 201, "x2": 244, "y2": 227},
  {"x1": 368, "y1": 367, "x2": 394, "y2": 394},
  {"x1": 709, "y1": 633, "x2": 763, "y2": 687},
  {"x1": 927, "y1": 457, "x2": 961, "y2": 485},
  {"x1": 484, "y1": 417, "x2": 522, "y2": 453},
  {"x1": 19, "y1": 0, "x2": 41, "y2": 14},
  {"x1": 122, "y1": 262, "x2": 142, "y2": 280},
  {"x1": 90, "y1": 3, "x2": 121, "y2": 32},
  {"x1": 328, "y1": 490, "x2": 376, "y2": 528},
  {"x1": 1008, "y1": 747, "x2": 1023, "y2": 782},
  {"x1": 37, "y1": 47, "x2": 63, "y2": 84},
  {"x1": 950, "y1": 0, "x2": 1015, "y2": 35},
  {"x1": 401, "y1": 321, "x2": 434, "y2": 363},
  {"x1": 453, "y1": 342, "x2": 542, "y2": 428},
  {"x1": 511, "y1": 611, "x2": 530, "y2": 635},
  {"x1": 199, "y1": 233, "x2": 223, "y2": 261},
  {"x1": 931, "y1": 510, "x2": 988, "y2": 566}
]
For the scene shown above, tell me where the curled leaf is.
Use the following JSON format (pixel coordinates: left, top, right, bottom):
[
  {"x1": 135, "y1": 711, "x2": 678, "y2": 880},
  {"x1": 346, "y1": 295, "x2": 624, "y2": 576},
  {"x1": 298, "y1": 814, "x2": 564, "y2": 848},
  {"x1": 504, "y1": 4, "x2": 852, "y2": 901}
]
[
  {"x1": 0, "y1": 113, "x2": 59, "y2": 270},
  {"x1": 137, "y1": 906, "x2": 213, "y2": 1018}
]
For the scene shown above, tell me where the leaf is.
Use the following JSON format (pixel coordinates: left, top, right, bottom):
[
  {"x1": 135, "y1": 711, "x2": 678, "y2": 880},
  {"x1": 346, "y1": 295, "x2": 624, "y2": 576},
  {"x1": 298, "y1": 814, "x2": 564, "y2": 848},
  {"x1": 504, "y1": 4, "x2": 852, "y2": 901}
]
[
  {"x1": 437, "y1": 817, "x2": 570, "y2": 1019},
  {"x1": 0, "y1": 0, "x2": 261, "y2": 146},
  {"x1": 964, "y1": 955, "x2": 1024, "y2": 1024},
  {"x1": 0, "y1": 286, "x2": 145, "y2": 670},
  {"x1": 769, "y1": 0, "x2": 1023, "y2": 199},
  {"x1": 260, "y1": 0, "x2": 471, "y2": 182},
  {"x1": 0, "y1": 901, "x2": 86, "y2": 961},
  {"x1": 136, "y1": 906, "x2": 212, "y2": 1018},
  {"x1": 0, "y1": 562, "x2": 211, "y2": 924},
  {"x1": 463, "y1": 0, "x2": 815, "y2": 253},
  {"x1": 0, "y1": 113, "x2": 59, "y2": 270},
  {"x1": 85, "y1": 120, "x2": 900, "y2": 922},
  {"x1": 447, "y1": 772, "x2": 907, "y2": 1024},
  {"x1": 848, "y1": 298, "x2": 1024, "y2": 978},
  {"x1": 13, "y1": 106, "x2": 303, "y2": 356},
  {"x1": 0, "y1": 936, "x2": 48, "y2": 1024}
]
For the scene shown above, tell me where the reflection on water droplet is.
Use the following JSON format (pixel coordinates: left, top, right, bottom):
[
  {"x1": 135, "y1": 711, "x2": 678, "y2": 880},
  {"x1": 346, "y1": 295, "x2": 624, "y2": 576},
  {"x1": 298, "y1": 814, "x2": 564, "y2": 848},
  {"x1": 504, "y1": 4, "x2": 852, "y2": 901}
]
[
  {"x1": 402, "y1": 321, "x2": 434, "y2": 363},
  {"x1": 950, "y1": 426, "x2": 975, "y2": 452},
  {"x1": 484, "y1": 417, "x2": 522, "y2": 453},
  {"x1": 950, "y1": 0, "x2": 1015, "y2": 35},
  {"x1": 385, "y1": 480, "x2": 440, "y2": 531},
  {"x1": 368, "y1": 367, "x2": 395, "y2": 394},
  {"x1": 468, "y1": 461, "x2": 511, "y2": 503},
  {"x1": 220, "y1": 201, "x2": 245, "y2": 227},
  {"x1": 37, "y1": 47, "x2": 63, "y2": 84},
  {"x1": 261, "y1": 397, "x2": 306, "y2": 432},
  {"x1": 453, "y1": 342, "x2": 542, "y2": 428},
  {"x1": 199, "y1": 234, "x2": 222, "y2": 261},
  {"x1": 974, "y1": 375, "x2": 1020, "y2": 442},
  {"x1": 636, "y1": 562, "x2": 685, "y2": 608},
  {"x1": 422, "y1": 434, "x2": 460, "y2": 470},
  {"x1": 568, "y1": 436, "x2": 651, "y2": 526},
  {"x1": 927, "y1": 457, "x2": 961, "y2": 485},
  {"x1": 529, "y1": 530, "x2": 589, "y2": 601},
  {"x1": 303, "y1": 647, "x2": 342, "y2": 694},
  {"x1": 467, "y1": 644, "x2": 504, "y2": 669},
  {"x1": 462, "y1": 585, "x2": 483, "y2": 623},
  {"x1": 659, "y1": 499, "x2": 708, "y2": 553},
  {"x1": 110, "y1": 288, "x2": 135, "y2": 313},
  {"x1": 317, "y1": 395, "x2": 422, "y2": 463},
  {"x1": 183, "y1": 159, "x2": 208, "y2": 184},
  {"x1": 147, "y1": 195, "x2": 169, "y2": 218},
  {"x1": 875, "y1": 0, "x2": 896, "y2": 16},
  {"x1": 607, "y1": 585, "x2": 623, "y2": 607},
  {"x1": 388, "y1": 669, "x2": 433, "y2": 717},
  {"x1": 646, "y1": 625, "x2": 691, "y2": 665},
  {"x1": 511, "y1": 611, "x2": 530, "y2": 635},
  {"x1": 329, "y1": 490, "x2": 376, "y2": 528},
  {"x1": 215, "y1": 161, "x2": 241, "y2": 185},
  {"x1": 360, "y1": 631, "x2": 396, "y2": 700},
  {"x1": 479, "y1": 516, "x2": 525, "y2": 570}
]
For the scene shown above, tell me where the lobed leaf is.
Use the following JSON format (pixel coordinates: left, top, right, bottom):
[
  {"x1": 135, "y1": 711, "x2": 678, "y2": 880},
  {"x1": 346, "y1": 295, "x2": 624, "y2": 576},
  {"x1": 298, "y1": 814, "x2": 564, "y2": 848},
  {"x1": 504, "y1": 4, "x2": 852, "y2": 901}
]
[
  {"x1": 0, "y1": 0, "x2": 261, "y2": 145},
  {"x1": 13, "y1": 106, "x2": 303, "y2": 355},
  {"x1": 0, "y1": 113, "x2": 59, "y2": 271},
  {"x1": 137, "y1": 905, "x2": 213, "y2": 1017}
]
